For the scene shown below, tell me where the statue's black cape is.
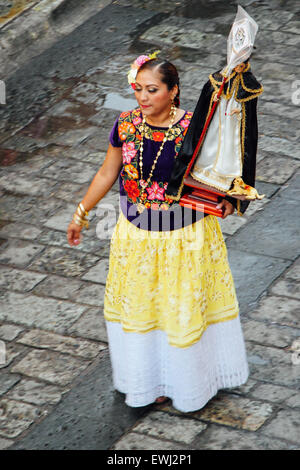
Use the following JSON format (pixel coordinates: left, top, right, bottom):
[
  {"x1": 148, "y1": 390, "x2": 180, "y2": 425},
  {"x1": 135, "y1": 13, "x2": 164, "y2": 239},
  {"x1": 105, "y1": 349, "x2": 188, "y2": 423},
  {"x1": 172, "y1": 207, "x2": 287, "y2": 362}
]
[{"x1": 165, "y1": 65, "x2": 263, "y2": 214}]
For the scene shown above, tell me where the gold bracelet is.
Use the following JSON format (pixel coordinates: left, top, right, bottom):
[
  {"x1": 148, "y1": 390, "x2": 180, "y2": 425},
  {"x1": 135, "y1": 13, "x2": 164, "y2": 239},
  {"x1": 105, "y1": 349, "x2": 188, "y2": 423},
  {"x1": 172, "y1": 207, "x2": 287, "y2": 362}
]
[
  {"x1": 72, "y1": 213, "x2": 89, "y2": 228},
  {"x1": 78, "y1": 202, "x2": 89, "y2": 218},
  {"x1": 72, "y1": 202, "x2": 89, "y2": 229}
]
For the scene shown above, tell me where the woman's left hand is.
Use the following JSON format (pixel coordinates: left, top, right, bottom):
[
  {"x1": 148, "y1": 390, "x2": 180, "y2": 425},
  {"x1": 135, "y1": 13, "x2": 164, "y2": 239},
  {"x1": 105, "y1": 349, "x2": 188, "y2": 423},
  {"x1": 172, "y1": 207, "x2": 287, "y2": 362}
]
[{"x1": 216, "y1": 199, "x2": 235, "y2": 218}]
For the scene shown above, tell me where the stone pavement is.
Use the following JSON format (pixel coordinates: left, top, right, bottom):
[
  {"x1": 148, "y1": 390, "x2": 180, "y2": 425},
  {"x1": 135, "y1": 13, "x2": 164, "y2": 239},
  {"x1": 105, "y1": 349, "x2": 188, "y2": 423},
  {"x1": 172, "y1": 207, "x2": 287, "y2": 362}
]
[
  {"x1": 0, "y1": 0, "x2": 300, "y2": 450},
  {"x1": 0, "y1": 0, "x2": 111, "y2": 80}
]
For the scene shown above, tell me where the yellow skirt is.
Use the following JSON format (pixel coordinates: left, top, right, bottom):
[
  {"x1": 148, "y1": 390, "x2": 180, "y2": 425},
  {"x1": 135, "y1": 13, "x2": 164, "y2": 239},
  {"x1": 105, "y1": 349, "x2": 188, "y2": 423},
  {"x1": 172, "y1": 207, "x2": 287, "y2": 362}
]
[{"x1": 104, "y1": 211, "x2": 239, "y2": 349}]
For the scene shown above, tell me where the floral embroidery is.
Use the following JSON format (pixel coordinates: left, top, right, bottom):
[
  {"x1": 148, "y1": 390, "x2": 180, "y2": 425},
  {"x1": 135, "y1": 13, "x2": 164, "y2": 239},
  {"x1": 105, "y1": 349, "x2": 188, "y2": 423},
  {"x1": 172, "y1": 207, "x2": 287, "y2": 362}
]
[
  {"x1": 164, "y1": 196, "x2": 174, "y2": 204},
  {"x1": 132, "y1": 108, "x2": 141, "y2": 117},
  {"x1": 146, "y1": 181, "x2": 165, "y2": 201},
  {"x1": 124, "y1": 164, "x2": 139, "y2": 179},
  {"x1": 119, "y1": 121, "x2": 136, "y2": 141},
  {"x1": 122, "y1": 142, "x2": 137, "y2": 164},
  {"x1": 132, "y1": 116, "x2": 142, "y2": 126},
  {"x1": 124, "y1": 180, "x2": 140, "y2": 202},
  {"x1": 104, "y1": 212, "x2": 239, "y2": 349},
  {"x1": 180, "y1": 119, "x2": 190, "y2": 128},
  {"x1": 139, "y1": 179, "x2": 148, "y2": 189},
  {"x1": 152, "y1": 131, "x2": 166, "y2": 142},
  {"x1": 120, "y1": 111, "x2": 131, "y2": 119},
  {"x1": 135, "y1": 124, "x2": 186, "y2": 154},
  {"x1": 118, "y1": 108, "x2": 192, "y2": 210}
]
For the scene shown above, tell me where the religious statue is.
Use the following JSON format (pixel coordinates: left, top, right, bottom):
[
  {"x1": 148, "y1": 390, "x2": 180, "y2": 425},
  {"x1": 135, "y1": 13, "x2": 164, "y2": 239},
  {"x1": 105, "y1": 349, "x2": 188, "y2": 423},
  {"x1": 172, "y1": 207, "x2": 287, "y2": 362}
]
[{"x1": 165, "y1": 5, "x2": 264, "y2": 216}]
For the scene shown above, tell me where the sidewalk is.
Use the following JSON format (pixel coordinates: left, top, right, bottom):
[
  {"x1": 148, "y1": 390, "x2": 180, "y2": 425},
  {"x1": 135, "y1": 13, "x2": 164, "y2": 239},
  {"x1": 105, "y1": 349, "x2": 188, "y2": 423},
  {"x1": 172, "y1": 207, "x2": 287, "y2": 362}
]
[
  {"x1": 0, "y1": 0, "x2": 300, "y2": 450},
  {"x1": 0, "y1": 0, "x2": 111, "y2": 80}
]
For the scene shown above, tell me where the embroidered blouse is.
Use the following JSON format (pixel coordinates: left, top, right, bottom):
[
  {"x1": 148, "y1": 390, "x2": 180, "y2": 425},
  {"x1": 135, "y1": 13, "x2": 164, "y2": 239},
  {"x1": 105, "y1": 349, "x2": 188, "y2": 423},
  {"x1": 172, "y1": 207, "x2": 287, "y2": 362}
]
[{"x1": 109, "y1": 107, "x2": 207, "y2": 231}]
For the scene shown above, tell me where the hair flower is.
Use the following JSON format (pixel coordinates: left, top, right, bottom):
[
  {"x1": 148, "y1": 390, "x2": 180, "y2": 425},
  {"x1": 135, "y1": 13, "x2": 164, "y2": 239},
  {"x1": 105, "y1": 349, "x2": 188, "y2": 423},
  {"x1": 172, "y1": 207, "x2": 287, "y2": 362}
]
[
  {"x1": 127, "y1": 50, "x2": 160, "y2": 89},
  {"x1": 135, "y1": 55, "x2": 152, "y2": 67}
]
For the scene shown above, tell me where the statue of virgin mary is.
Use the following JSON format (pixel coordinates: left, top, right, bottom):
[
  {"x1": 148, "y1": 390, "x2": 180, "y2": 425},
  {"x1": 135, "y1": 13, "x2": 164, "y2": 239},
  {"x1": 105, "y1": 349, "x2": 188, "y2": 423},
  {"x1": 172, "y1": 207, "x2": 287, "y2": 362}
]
[{"x1": 165, "y1": 6, "x2": 264, "y2": 215}]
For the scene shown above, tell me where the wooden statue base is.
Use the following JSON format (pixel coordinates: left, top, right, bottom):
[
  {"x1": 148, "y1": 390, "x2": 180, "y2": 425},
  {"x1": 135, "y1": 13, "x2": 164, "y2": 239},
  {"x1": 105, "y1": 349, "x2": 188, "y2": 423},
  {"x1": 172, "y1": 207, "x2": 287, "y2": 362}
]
[{"x1": 179, "y1": 175, "x2": 246, "y2": 218}]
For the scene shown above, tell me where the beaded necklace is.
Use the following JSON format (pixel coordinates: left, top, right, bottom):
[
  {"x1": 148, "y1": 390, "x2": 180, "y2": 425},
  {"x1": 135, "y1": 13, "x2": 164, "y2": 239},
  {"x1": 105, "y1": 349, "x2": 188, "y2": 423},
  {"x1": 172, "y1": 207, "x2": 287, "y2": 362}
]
[{"x1": 136, "y1": 104, "x2": 177, "y2": 214}]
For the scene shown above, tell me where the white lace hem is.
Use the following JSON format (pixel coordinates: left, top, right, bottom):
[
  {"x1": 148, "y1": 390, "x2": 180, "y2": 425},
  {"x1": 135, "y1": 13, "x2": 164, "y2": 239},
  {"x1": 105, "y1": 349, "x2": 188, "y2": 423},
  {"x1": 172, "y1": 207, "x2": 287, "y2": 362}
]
[{"x1": 105, "y1": 316, "x2": 249, "y2": 413}]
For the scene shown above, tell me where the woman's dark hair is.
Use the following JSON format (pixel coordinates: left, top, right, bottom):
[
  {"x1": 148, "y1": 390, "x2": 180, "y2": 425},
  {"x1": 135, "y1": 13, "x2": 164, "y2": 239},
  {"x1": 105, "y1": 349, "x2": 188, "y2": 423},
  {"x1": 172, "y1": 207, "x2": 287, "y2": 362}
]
[{"x1": 137, "y1": 59, "x2": 180, "y2": 107}]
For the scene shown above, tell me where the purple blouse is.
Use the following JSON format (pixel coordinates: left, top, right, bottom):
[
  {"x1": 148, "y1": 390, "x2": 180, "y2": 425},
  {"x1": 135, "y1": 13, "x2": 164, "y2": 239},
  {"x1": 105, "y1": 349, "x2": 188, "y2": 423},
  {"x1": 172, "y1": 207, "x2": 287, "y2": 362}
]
[{"x1": 109, "y1": 108, "x2": 207, "y2": 231}]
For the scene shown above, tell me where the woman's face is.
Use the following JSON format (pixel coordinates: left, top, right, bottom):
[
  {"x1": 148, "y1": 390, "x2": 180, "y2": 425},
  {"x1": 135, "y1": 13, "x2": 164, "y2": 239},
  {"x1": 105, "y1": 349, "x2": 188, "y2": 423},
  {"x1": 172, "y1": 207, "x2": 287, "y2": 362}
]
[{"x1": 134, "y1": 67, "x2": 177, "y2": 118}]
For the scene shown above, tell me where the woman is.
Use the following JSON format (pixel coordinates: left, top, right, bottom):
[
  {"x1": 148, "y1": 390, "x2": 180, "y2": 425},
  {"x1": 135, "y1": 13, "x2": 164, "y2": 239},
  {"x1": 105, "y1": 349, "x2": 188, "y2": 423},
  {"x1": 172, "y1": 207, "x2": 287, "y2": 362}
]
[{"x1": 67, "y1": 56, "x2": 249, "y2": 412}]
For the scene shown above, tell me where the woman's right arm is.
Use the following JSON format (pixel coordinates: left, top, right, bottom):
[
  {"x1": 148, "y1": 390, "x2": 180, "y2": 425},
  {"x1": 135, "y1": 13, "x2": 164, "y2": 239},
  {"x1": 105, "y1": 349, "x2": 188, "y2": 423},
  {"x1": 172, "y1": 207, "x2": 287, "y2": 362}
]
[{"x1": 67, "y1": 143, "x2": 122, "y2": 246}]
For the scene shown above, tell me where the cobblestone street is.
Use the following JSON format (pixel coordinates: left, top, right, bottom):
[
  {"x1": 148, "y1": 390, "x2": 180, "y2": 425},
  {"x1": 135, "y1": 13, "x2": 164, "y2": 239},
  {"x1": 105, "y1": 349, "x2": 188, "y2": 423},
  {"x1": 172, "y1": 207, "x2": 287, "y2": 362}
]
[{"x1": 0, "y1": 0, "x2": 299, "y2": 450}]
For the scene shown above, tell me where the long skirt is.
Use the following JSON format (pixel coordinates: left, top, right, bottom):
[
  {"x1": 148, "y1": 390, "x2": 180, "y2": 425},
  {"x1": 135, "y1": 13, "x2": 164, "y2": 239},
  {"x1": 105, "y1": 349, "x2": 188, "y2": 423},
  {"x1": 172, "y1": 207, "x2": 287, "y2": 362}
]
[{"x1": 103, "y1": 210, "x2": 249, "y2": 413}]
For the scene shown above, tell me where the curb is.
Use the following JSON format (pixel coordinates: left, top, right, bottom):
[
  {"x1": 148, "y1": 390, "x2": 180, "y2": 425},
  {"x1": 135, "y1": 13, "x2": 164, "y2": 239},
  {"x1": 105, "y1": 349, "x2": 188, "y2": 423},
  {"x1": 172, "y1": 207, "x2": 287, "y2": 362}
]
[{"x1": 0, "y1": 0, "x2": 111, "y2": 80}]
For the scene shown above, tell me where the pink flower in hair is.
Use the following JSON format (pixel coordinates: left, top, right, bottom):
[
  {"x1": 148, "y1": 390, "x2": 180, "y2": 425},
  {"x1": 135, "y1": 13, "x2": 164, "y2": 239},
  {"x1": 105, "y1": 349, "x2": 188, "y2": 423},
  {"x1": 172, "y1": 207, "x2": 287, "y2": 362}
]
[
  {"x1": 127, "y1": 51, "x2": 160, "y2": 88},
  {"x1": 135, "y1": 55, "x2": 151, "y2": 67}
]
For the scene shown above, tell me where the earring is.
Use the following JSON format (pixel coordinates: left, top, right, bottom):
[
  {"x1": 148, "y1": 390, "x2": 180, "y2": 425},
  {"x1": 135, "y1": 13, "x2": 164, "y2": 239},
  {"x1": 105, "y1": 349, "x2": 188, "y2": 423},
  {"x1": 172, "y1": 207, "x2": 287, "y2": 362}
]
[{"x1": 170, "y1": 99, "x2": 176, "y2": 115}]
